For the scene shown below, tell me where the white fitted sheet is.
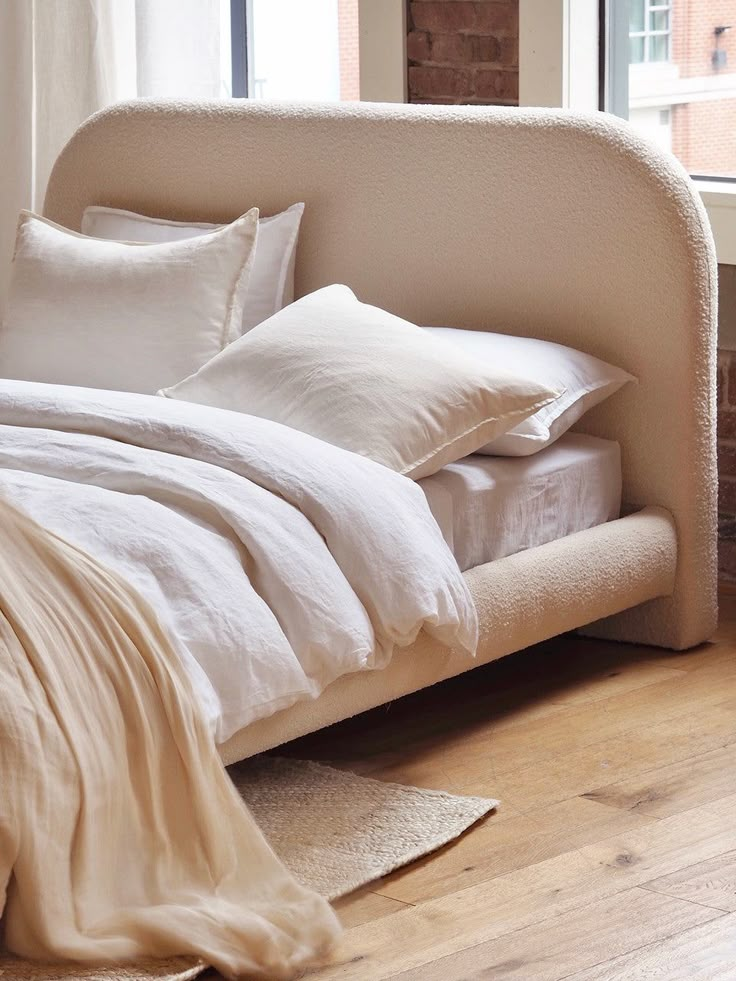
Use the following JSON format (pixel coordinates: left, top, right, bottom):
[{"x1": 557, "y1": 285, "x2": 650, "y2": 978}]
[{"x1": 419, "y1": 433, "x2": 622, "y2": 572}]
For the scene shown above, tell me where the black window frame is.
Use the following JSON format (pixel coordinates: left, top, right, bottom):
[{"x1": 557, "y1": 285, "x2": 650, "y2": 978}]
[{"x1": 230, "y1": 0, "x2": 253, "y2": 98}]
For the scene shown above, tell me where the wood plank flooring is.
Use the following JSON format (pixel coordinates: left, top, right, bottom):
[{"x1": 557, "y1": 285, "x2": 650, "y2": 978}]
[{"x1": 208, "y1": 593, "x2": 736, "y2": 979}]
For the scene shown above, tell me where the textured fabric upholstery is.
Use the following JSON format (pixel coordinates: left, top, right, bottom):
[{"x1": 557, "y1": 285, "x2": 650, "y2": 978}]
[
  {"x1": 219, "y1": 507, "x2": 678, "y2": 764},
  {"x1": 43, "y1": 100, "x2": 717, "y2": 760}
]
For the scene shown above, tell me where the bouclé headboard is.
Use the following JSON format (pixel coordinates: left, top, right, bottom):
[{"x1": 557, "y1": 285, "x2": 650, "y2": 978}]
[{"x1": 44, "y1": 99, "x2": 718, "y2": 648}]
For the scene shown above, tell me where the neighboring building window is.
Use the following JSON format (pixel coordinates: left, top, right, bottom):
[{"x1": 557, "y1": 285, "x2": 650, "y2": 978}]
[
  {"x1": 629, "y1": 1, "x2": 672, "y2": 64},
  {"x1": 605, "y1": 0, "x2": 736, "y2": 180}
]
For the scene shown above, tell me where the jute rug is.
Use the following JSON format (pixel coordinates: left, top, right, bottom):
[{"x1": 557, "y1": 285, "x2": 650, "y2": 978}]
[{"x1": 0, "y1": 757, "x2": 497, "y2": 980}]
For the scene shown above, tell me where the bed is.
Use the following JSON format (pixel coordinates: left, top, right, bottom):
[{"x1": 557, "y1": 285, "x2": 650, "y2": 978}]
[{"x1": 40, "y1": 98, "x2": 718, "y2": 765}]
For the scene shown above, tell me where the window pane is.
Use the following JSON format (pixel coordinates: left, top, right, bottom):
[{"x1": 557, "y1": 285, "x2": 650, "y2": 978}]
[
  {"x1": 623, "y1": 0, "x2": 736, "y2": 178},
  {"x1": 629, "y1": 0, "x2": 646, "y2": 33},
  {"x1": 650, "y1": 34, "x2": 669, "y2": 61},
  {"x1": 251, "y1": 0, "x2": 359, "y2": 101},
  {"x1": 629, "y1": 36, "x2": 645, "y2": 63}
]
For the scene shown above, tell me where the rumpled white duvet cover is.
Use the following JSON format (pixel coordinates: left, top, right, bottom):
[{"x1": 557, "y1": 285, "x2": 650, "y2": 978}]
[{"x1": 0, "y1": 380, "x2": 477, "y2": 744}]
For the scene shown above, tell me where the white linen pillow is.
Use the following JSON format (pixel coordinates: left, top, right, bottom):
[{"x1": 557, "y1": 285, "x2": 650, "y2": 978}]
[
  {"x1": 424, "y1": 327, "x2": 635, "y2": 456},
  {"x1": 81, "y1": 203, "x2": 304, "y2": 332},
  {"x1": 0, "y1": 209, "x2": 258, "y2": 395},
  {"x1": 160, "y1": 285, "x2": 563, "y2": 480}
]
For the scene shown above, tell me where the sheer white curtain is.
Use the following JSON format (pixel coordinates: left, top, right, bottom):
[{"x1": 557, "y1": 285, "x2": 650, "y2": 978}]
[{"x1": 0, "y1": 0, "x2": 225, "y2": 315}]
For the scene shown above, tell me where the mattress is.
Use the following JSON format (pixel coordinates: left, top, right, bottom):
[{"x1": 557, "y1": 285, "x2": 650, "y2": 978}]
[{"x1": 419, "y1": 433, "x2": 622, "y2": 572}]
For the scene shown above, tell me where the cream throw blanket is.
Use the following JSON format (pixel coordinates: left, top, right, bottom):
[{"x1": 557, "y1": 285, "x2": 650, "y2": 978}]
[{"x1": 0, "y1": 498, "x2": 340, "y2": 978}]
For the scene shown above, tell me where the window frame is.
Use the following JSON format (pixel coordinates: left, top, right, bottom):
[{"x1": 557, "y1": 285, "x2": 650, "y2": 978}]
[
  {"x1": 229, "y1": 0, "x2": 406, "y2": 103},
  {"x1": 230, "y1": 0, "x2": 252, "y2": 99},
  {"x1": 628, "y1": 0, "x2": 672, "y2": 66}
]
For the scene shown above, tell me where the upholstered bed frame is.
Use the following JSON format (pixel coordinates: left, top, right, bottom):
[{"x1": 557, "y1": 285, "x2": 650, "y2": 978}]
[{"x1": 44, "y1": 99, "x2": 718, "y2": 764}]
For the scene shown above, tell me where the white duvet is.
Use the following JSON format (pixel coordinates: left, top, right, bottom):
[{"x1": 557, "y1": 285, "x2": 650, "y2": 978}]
[{"x1": 0, "y1": 380, "x2": 477, "y2": 743}]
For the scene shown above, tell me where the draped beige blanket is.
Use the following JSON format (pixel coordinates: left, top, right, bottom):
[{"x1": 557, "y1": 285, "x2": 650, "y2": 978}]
[{"x1": 0, "y1": 499, "x2": 340, "y2": 979}]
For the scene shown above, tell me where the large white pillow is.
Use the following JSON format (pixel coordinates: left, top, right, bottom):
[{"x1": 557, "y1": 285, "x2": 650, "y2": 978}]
[
  {"x1": 425, "y1": 327, "x2": 635, "y2": 456},
  {"x1": 161, "y1": 285, "x2": 563, "y2": 480},
  {"x1": 0, "y1": 209, "x2": 258, "y2": 395},
  {"x1": 81, "y1": 203, "x2": 304, "y2": 332}
]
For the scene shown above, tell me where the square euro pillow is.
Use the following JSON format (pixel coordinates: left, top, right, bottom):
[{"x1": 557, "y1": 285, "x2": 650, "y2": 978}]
[
  {"x1": 0, "y1": 209, "x2": 258, "y2": 395},
  {"x1": 424, "y1": 327, "x2": 635, "y2": 456},
  {"x1": 161, "y1": 285, "x2": 563, "y2": 480},
  {"x1": 81, "y1": 203, "x2": 304, "y2": 332}
]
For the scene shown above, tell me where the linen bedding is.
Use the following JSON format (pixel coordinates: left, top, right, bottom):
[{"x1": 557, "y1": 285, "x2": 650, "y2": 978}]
[
  {"x1": 0, "y1": 379, "x2": 478, "y2": 745},
  {"x1": 0, "y1": 495, "x2": 338, "y2": 979}
]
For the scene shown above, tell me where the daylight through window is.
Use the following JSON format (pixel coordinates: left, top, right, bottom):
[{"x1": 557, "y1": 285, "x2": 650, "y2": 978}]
[{"x1": 608, "y1": 0, "x2": 736, "y2": 178}]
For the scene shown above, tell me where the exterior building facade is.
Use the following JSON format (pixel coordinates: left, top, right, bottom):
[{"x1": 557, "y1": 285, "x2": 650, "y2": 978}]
[{"x1": 628, "y1": 0, "x2": 736, "y2": 177}]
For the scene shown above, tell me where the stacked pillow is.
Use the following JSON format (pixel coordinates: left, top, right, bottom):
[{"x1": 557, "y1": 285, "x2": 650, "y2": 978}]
[
  {"x1": 161, "y1": 284, "x2": 564, "y2": 479},
  {"x1": 0, "y1": 209, "x2": 259, "y2": 394},
  {"x1": 81, "y1": 204, "x2": 304, "y2": 332},
  {"x1": 424, "y1": 327, "x2": 635, "y2": 457},
  {"x1": 0, "y1": 206, "x2": 634, "y2": 478}
]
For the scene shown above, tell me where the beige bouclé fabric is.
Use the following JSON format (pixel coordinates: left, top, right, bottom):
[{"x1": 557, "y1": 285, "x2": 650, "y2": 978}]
[
  {"x1": 219, "y1": 506, "x2": 679, "y2": 763},
  {"x1": 44, "y1": 99, "x2": 717, "y2": 654},
  {"x1": 41, "y1": 100, "x2": 717, "y2": 761},
  {"x1": 0, "y1": 498, "x2": 339, "y2": 979}
]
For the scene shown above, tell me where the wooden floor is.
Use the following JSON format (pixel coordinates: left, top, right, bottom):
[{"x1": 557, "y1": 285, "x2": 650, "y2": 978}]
[{"x1": 211, "y1": 594, "x2": 736, "y2": 980}]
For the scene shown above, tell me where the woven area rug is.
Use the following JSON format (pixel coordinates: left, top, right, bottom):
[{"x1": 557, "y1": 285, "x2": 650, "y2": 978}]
[
  {"x1": 1, "y1": 756, "x2": 497, "y2": 980},
  {"x1": 0, "y1": 959, "x2": 206, "y2": 980}
]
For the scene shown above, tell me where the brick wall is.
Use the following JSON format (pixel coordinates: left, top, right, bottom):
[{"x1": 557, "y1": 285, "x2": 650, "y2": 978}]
[
  {"x1": 718, "y1": 266, "x2": 736, "y2": 580},
  {"x1": 672, "y1": 100, "x2": 736, "y2": 176},
  {"x1": 671, "y1": 0, "x2": 735, "y2": 80},
  {"x1": 406, "y1": 1, "x2": 519, "y2": 105},
  {"x1": 669, "y1": 0, "x2": 736, "y2": 176}
]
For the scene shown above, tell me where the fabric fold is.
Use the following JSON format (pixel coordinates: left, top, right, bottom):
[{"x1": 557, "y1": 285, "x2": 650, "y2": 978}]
[
  {"x1": 0, "y1": 497, "x2": 339, "y2": 978},
  {"x1": 0, "y1": 380, "x2": 478, "y2": 742}
]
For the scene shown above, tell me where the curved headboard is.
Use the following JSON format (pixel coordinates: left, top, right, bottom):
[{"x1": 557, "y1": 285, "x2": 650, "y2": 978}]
[{"x1": 45, "y1": 99, "x2": 718, "y2": 647}]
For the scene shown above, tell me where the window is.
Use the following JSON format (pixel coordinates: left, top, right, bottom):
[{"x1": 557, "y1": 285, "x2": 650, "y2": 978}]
[
  {"x1": 628, "y1": 1, "x2": 672, "y2": 65},
  {"x1": 604, "y1": 0, "x2": 736, "y2": 180},
  {"x1": 228, "y1": 0, "x2": 359, "y2": 102}
]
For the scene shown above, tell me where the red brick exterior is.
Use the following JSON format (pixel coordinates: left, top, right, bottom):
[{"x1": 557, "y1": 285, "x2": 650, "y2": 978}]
[
  {"x1": 669, "y1": 0, "x2": 736, "y2": 175},
  {"x1": 338, "y1": 0, "x2": 360, "y2": 101},
  {"x1": 672, "y1": 99, "x2": 736, "y2": 176},
  {"x1": 406, "y1": 0, "x2": 519, "y2": 105},
  {"x1": 670, "y1": 0, "x2": 735, "y2": 80}
]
